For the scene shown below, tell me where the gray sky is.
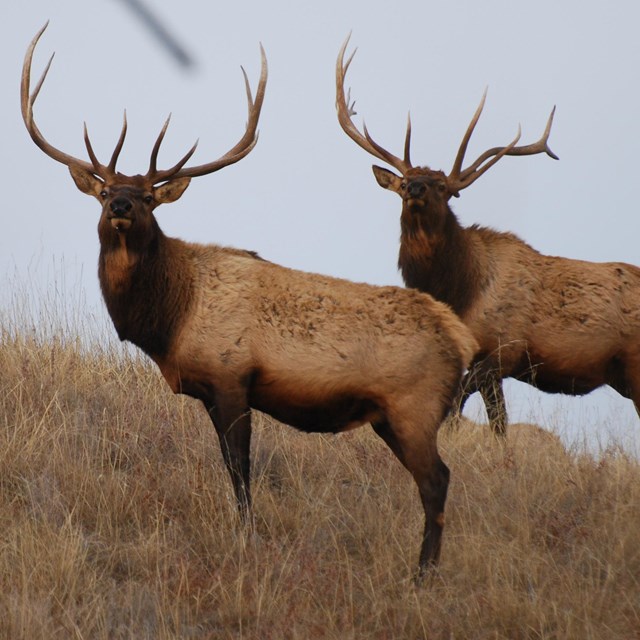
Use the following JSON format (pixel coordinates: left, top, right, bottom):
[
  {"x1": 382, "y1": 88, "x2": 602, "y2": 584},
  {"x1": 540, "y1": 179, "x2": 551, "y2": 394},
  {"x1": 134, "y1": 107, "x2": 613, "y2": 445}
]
[{"x1": 3, "y1": 1, "x2": 640, "y2": 453}]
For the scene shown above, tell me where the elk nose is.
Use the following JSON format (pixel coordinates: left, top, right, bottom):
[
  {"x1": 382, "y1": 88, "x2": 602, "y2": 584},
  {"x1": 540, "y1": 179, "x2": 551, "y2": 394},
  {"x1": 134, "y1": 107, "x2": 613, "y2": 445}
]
[
  {"x1": 407, "y1": 181, "x2": 426, "y2": 198},
  {"x1": 110, "y1": 197, "x2": 132, "y2": 216}
]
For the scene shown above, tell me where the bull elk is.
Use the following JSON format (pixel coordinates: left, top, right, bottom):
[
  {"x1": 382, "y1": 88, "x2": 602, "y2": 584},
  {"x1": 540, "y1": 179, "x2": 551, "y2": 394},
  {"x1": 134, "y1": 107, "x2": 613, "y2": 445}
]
[
  {"x1": 336, "y1": 36, "x2": 640, "y2": 435},
  {"x1": 21, "y1": 24, "x2": 479, "y2": 577}
]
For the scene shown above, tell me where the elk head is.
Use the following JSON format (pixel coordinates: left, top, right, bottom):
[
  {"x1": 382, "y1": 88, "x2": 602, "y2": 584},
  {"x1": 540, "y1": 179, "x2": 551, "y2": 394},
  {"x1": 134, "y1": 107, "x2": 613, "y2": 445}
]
[
  {"x1": 335, "y1": 36, "x2": 557, "y2": 236},
  {"x1": 22, "y1": 23, "x2": 268, "y2": 253}
]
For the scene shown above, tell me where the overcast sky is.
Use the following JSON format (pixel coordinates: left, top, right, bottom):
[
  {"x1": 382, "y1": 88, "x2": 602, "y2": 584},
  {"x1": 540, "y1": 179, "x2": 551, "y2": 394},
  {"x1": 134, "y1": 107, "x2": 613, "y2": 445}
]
[{"x1": 3, "y1": 1, "x2": 640, "y2": 453}]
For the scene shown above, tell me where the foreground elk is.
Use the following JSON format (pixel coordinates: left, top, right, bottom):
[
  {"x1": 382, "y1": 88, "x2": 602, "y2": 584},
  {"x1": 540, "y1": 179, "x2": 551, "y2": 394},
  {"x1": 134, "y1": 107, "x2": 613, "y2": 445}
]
[
  {"x1": 336, "y1": 37, "x2": 640, "y2": 435},
  {"x1": 22, "y1": 25, "x2": 479, "y2": 577}
]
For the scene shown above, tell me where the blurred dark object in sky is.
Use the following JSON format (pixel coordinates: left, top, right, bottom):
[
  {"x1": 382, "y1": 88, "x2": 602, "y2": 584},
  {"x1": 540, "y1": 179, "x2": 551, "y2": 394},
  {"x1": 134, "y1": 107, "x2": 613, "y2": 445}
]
[{"x1": 118, "y1": 0, "x2": 195, "y2": 69}]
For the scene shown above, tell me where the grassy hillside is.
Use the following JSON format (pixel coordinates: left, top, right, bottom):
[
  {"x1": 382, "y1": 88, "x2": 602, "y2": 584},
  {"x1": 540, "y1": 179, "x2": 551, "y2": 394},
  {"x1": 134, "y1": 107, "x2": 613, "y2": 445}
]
[{"x1": 0, "y1": 319, "x2": 639, "y2": 638}]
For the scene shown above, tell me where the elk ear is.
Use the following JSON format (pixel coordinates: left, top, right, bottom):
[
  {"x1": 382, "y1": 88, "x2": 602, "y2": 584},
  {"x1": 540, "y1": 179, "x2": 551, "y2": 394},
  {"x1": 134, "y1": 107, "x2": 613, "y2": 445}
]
[
  {"x1": 154, "y1": 177, "x2": 192, "y2": 204},
  {"x1": 372, "y1": 165, "x2": 403, "y2": 194},
  {"x1": 68, "y1": 166, "x2": 104, "y2": 199}
]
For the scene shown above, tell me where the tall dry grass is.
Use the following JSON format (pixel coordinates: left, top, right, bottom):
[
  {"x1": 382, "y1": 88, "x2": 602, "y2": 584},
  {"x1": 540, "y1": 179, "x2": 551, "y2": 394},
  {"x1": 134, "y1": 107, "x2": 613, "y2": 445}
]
[{"x1": 0, "y1": 288, "x2": 639, "y2": 639}]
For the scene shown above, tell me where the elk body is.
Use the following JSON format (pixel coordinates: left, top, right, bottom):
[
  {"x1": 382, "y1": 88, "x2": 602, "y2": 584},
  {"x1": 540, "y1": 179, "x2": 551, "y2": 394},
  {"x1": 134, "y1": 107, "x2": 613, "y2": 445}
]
[
  {"x1": 336, "y1": 38, "x2": 640, "y2": 435},
  {"x1": 22, "y1": 25, "x2": 479, "y2": 577}
]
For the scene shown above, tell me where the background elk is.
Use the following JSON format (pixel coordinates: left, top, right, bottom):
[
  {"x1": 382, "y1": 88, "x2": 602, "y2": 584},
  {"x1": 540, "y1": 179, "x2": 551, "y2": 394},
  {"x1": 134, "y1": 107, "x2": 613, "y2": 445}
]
[
  {"x1": 336, "y1": 37, "x2": 640, "y2": 435},
  {"x1": 21, "y1": 24, "x2": 479, "y2": 577}
]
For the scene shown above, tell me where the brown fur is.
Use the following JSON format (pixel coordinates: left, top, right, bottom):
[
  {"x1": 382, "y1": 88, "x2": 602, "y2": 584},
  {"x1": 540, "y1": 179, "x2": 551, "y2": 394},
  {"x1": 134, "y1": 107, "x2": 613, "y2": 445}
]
[{"x1": 373, "y1": 164, "x2": 640, "y2": 434}]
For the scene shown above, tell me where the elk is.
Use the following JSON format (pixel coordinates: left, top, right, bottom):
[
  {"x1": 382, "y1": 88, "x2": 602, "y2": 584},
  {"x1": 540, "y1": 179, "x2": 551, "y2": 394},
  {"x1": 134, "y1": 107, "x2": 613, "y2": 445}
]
[
  {"x1": 336, "y1": 37, "x2": 640, "y2": 435},
  {"x1": 22, "y1": 24, "x2": 479, "y2": 577}
]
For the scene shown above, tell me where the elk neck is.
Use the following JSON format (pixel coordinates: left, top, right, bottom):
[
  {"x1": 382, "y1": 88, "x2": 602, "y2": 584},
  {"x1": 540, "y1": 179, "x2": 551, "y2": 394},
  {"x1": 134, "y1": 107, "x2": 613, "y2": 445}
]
[
  {"x1": 98, "y1": 219, "x2": 193, "y2": 360},
  {"x1": 398, "y1": 202, "x2": 481, "y2": 317}
]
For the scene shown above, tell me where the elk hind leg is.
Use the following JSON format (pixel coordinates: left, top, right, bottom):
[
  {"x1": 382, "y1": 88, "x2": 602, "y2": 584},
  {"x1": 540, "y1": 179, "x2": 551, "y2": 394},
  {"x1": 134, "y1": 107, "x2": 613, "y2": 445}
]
[
  {"x1": 448, "y1": 370, "x2": 481, "y2": 426},
  {"x1": 372, "y1": 414, "x2": 449, "y2": 579},
  {"x1": 621, "y1": 353, "x2": 640, "y2": 420},
  {"x1": 479, "y1": 374, "x2": 508, "y2": 437}
]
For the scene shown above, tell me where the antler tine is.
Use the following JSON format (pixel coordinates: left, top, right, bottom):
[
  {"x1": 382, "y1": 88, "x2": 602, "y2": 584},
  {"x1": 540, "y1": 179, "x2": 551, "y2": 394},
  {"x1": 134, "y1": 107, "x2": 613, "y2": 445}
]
[
  {"x1": 147, "y1": 114, "x2": 171, "y2": 176},
  {"x1": 361, "y1": 122, "x2": 412, "y2": 171},
  {"x1": 404, "y1": 113, "x2": 412, "y2": 168},
  {"x1": 27, "y1": 51, "x2": 53, "y2": 114},
  {"x1": 541, "y1": 106, "x2": 559, "y2": 159},
  {"x1": 335, "y1": 35, "x2": 411, "y2": 174},
  {"x1": 241, "y1": 66, "x2": 254, "y2": 113},
  {"x1": 21, "y1": 22, "x2": 97, "y2": 175},
  {"x1": 107, "y1": 111, "x2": 128, "y2": 173},
  {"x1": 83, "y1": 122, "x2": 106, "y2": 173},
  {"x1": 145, "y1": 114, "x2": 199, "y2": 182},
  {"x1": 154, "y1": 43, "x2": 268, "y2": 184},
  {"x1": 449, "y1": 88, "x2": 487, "y2": 183}
]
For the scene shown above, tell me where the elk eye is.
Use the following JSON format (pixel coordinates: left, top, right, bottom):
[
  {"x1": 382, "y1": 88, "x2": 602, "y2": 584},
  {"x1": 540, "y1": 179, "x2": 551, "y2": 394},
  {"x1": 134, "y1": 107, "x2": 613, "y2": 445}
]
[
  {"x1": 100, "y1": 190, "x2": 108, "y2": 199},
  {"x1": 400, "y1": 182, "x2": 407, "y2": 190},
  {"x1": 144, "y1": 195, "x2": 153, "y2": 204}
]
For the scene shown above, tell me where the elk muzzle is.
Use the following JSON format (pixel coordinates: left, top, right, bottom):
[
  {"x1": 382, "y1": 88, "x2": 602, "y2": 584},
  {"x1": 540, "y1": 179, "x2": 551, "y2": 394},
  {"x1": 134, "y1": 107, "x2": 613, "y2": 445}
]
[
  {"x1": 407, "y1": 180, "x2": 426, "y2": 199},
  {"x1": 108, "y1": 196, "x2": 133, "y2": 231}
]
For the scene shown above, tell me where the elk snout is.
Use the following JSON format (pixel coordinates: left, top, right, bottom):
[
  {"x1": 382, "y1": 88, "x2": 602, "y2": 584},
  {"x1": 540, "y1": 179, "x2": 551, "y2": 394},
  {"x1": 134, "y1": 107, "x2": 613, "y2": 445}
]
[
  {"x1": 108, "y1": 196, "x2": 134, "y2": 231},
  {"x1": 407, "y1": 181, "x2": 426, "y2": 199},
  {"x1": 110, "y1": 197, "x2": 132, "y2": 216}
]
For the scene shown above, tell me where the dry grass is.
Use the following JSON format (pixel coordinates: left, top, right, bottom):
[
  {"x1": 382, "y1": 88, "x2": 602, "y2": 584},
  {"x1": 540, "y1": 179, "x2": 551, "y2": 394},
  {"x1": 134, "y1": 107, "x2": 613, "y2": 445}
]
[{"x1": 0, "y1": 309, "x2": 639, "y2": 638}]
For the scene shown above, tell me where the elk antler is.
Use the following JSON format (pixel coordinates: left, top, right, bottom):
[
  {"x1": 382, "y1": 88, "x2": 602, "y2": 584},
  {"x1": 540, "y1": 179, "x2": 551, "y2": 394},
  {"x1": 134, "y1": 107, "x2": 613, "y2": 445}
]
[
  {"x1": 336, "y1": 34, "x2": 413, "y2": 175},
  {"x1": 335, "y1": 35, "x2": 558, "y2": 197},
  {"x1": 22, "y1": 23, "x2": 268, "y2": 186},
  {"x1": 21, "y1": 22, "x2": 101, "y2": 177},
  {"x1": 147, "y1": 46, "x2": 268, "y2": 184},
  {"x1": 447, "y1": 90, "x2": 558, "y2": 196}
]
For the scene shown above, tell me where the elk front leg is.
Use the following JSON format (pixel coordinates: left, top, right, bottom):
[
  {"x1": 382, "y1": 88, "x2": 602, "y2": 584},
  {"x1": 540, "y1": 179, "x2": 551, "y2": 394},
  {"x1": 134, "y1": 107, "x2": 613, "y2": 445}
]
[{"x1": 204, "y1": 390, "x2": 253, "y2": 521}]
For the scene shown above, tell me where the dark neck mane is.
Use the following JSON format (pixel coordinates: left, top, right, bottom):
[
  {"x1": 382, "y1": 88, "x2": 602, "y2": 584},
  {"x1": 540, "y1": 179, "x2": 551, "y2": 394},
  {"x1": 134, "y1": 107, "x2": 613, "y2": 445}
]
[
  {"x1": 398, "y1": 207, "x2": 482, "y2": 317},
  {"x1": 98, "y1": 226, "x2": 192, "y2": 359}
]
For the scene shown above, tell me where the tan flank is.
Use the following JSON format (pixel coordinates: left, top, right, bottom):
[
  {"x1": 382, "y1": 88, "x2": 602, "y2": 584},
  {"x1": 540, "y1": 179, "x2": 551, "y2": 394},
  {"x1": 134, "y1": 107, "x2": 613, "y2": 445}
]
[
  {"x1": 20, "y1": 24, "x2": 479, "y2": 578},
  {"x1": 336, "y1": 36, "x2": 640, "y2": 436}
]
